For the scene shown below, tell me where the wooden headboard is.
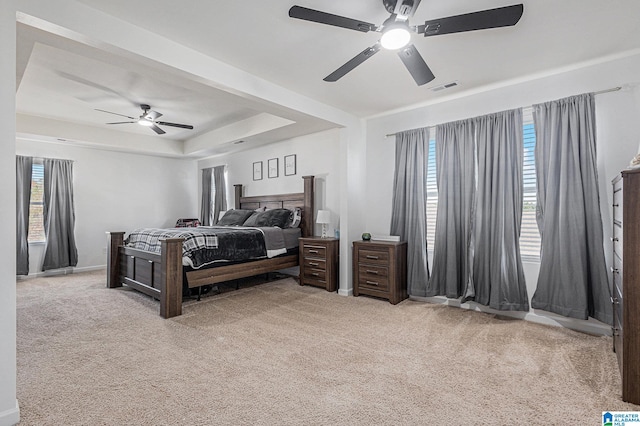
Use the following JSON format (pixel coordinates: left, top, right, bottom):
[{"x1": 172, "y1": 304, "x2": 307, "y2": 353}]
[{"x1": 233, "y1": 175, "x2": 315, "y2": 237}]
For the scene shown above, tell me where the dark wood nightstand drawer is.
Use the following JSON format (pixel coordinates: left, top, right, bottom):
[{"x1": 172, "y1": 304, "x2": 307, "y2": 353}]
[
  {"x1": 303, "y1": 257, "x2": 326, "y2": 271},
  {"x1": 358, "y1": 248, "x2": 389, "y2": 265},
  {"x1": 303, "y1": 245, "x2": 327, "y2": 259},
  {"x1": 359, "y1": 264, "x2": 388, "y2": 279},
  {"x1": 304, "y1": 268, "x2": 326, "y2": 281}
]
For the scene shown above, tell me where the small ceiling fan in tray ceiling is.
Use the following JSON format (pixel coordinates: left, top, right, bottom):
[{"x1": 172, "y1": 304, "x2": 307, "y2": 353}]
[
  {"x1": 289, "y1": 0, "x2": 524, "y2": 85},
  {"x1": 96, "y1": 104, "x2": 194, "y2": 135}
]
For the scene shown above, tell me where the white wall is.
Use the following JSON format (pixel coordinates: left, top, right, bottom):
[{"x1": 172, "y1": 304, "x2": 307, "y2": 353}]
[
  {"x1": 365, "y1": 52, "x2": 640, "y2": 334},
  {"x1": 16, "y1": 139, "x2": 198, "y2": 275},
  {"x1": 199, "y1": 129, "x2": 342, "y2": 238},
  {"x1": 0, "y1": 1, "x2": 19, "y2": 424}
]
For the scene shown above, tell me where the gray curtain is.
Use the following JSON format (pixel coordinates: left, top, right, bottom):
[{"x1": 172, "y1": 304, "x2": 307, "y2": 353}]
[
  {"x1": 212, "y1": 165, "x2": 227, "y2": 225},
  {"x1": 16, "y1": 155, "x2": 33, "y2": 276},
  {"x1": 390, "y1": 128, "x2": 430, "y2": 296},
  {"x1": 200, "y1": 168, "x2": 213, "y2": 226},
  {"x1": 42, "y1": 158, "x2": 78, "y2": 271},
  {"x1": 473, "y1": 110, "x2": 529, "y2": 311},
  {"x1": 427, "y1": 119, "x2": 476, "y2": 298},
  {"x1": 531, "y1": 93, "x2": 612, "y2": 325}
]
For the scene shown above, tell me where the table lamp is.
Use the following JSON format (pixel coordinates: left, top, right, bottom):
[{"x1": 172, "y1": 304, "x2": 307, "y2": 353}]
[{"x1": 316, "y1": 210, "x2": 331, "y2": 238}]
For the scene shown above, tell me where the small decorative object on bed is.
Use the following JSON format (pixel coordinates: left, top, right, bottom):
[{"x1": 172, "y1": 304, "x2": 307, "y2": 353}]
[
  {"x1": 107, "y1": 175, "x2": 315, "y2": 318},
  {"x1": 284, "y1": 154, "x2": 296, "y2": 176},
  {"x1": 175, "y1": 218, "x2": 201, "y2": 228}
]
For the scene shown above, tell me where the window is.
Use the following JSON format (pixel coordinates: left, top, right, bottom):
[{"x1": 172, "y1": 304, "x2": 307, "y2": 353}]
[
  {"x1": 426, "y1": 133, "x2": 437, "y2": 252},
  {"x1": 520, "y1": 107, "x2": 540, "y2": 260},
  {"x1": 424, "y1": 111, "x2": 540, "y2": 262},
  {"x1": 28, "y1": 162, "x2": 45, "y2": 243}
]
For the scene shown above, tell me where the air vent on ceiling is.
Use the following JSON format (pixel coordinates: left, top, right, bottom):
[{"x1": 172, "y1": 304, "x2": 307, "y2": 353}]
[{"x1": 431, "y1": 81, "x2": 459, "y2": 92}]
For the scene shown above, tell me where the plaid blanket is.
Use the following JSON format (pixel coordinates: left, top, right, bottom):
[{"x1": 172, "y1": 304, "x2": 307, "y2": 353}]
[
  {"x1": 125, "y1": 226, "x2": 271, "y2": 269},
  {"x1": 126, "y1": 227, "x2": 219, "y2": 258}
]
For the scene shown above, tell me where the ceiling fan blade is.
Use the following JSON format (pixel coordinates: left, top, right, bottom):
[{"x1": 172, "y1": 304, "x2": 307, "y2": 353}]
[
  {"x1": 418, "y1": 4, "x2": 524, "y2": 37},
  {"x1": 397, "y1": 44, "x2": 435, "y2": 86},
  {"x1": 156, "y1": 121, "x2": 194, "y2": 130},
  {"x1": 144, "y1": 110, "x2": 162, "y2": 120},
  {"x1": 324, "y1": 43, "x2": 382, "y2": 82},
  {"x1": 95, "y1": 109, "x2": 136, "y2": 120},
  {"x1": 150, "y1": 124, "x2": 166, "y2": 135},
  {"x1": 289, "y1": 6, "x2": 377, "y2": 33},
  {"x1": 106, "y1": 121, "x2": 136, "y2": 125}
]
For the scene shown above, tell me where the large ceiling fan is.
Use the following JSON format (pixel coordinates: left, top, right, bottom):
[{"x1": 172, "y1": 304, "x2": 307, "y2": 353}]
[
  {"x1": 288, "y1": 0, "x2": 524, "y2": 86},
  {"x1": 96, "y1": 104, "x2": 194, "y2": 135}
]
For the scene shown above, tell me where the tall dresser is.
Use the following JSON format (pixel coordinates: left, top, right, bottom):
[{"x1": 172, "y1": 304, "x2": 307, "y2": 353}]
[{"x1": 612, "y1": 168, "x2": 640, "y2": 405}]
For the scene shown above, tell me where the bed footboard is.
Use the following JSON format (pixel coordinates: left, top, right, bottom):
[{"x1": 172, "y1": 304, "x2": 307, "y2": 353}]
[{"x1": 106, "y1": 231, "x2": 183, "y2": 318}]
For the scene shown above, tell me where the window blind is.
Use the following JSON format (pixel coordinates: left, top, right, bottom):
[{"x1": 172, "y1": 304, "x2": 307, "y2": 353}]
[
  {"x1": 28, "y1": 162, "x2": 45, "y2": 243},
  {"x1": 520, "y1": 107, "x2": 540, "y2": 260},
  {"x1": 426, "y1": 132, "x2": 437, "y2": 252}
]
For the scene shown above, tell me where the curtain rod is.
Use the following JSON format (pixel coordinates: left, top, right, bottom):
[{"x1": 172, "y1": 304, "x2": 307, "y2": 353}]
[
  {"x1": 385, "y1": 86, "x2": 624, "y2": 138},
  {"x1": 29, "y1": 156, "x2": 74, "y2": 163}
]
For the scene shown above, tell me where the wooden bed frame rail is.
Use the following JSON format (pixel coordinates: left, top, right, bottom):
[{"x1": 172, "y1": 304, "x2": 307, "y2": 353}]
[{"x1": 107, "y1": 175, "x2": 314, "y2": 319}]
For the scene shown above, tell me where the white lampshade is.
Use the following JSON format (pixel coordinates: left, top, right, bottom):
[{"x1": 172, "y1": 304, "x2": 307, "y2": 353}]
[
  {"x1": 316, "y1": 210, "x2": 331, "y2": 238},
  {"x1": 316, "y1": 210, "x2": 331, "y2": 224}
]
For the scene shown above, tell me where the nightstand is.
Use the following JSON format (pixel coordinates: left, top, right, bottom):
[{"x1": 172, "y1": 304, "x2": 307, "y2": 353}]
[
  {"x1": 352, "y1": 240, "x2": 407, "y2": 304},
  {"x1": 299, "y1": 237, "x2": 339, "y2": 292}
]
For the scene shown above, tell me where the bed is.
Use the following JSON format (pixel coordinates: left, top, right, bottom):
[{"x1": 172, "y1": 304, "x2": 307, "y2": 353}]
[{"x1": 106, "y1": 175, "x2": 314, "y2": 318}]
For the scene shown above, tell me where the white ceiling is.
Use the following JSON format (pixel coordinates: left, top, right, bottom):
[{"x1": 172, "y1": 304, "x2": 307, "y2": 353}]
[{"x1": 15, "y1": 0, "x2": 640, "y2": 156}]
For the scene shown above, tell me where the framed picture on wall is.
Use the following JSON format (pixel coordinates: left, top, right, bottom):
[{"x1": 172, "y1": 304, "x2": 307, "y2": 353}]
[
  {"x1": 284, "y1": 154, "x2": 297, "y2": 176},
  {"x1": 253, "y1": 161, "x2": 263, "y2": 181},
  {"x1": 268, "y1": 158, "x2": 279, "y2": 178}
]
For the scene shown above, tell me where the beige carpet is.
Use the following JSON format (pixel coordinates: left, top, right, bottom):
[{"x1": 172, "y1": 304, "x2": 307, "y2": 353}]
[{"x1": 16, "y1": 270, "x2": 638, "y2": 425}]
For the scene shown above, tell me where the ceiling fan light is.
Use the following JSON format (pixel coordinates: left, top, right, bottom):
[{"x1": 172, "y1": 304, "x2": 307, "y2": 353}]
[
  {"x1": 380, "y1": 26, "x2": 411, "y2": 50},
  {"x1": 138, "y1": 118, "x2": 153, "y2": 127}
]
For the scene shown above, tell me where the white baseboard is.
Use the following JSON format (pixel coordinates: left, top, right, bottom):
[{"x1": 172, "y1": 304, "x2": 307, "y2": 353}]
[
  {"x1": 18, "y1": 265, "x2": 106, "y2": 280},
  {"x1": 411, "y1": 295, "x2": 612, "y2": 336},
  {"x1": 338, "y1": 288, "x2": 353, "y2": 297},
  {"x1": 0, "y1": 400, "x2": 20, "y2": 426}
]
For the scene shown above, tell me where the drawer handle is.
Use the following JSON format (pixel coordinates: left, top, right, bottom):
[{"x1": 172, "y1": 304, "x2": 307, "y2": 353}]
[
  {"x1": 366, "y1": 255, "x2": 379, "y2": 260},
  {"x1": 613, "y1": 203, "x2": 619, "y2": 207},
  {"x1": 365, "y1": 280, "x2": 379, "y2": 286},
  {"x1": 309, "y1": 250, "x2": 319, "y2": 254},
  {"x1": 311, "y1": 273, "x2": 320, "y2": 277},
  {"x1": 148, "y1": 260, "x2": 153, "y2": 264},
  {"x1": 309, "y1": 262, "x2": 319, "y2": 267},
  {"x1": 611, "y1": 267, "x2": 619, "y2": 274},
  {"x1": 365, "y1": 270, "x2": 379, "y2": 275},
  {"x1": 611, "y1": 237, "x2": 619, "y2": 242}
]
